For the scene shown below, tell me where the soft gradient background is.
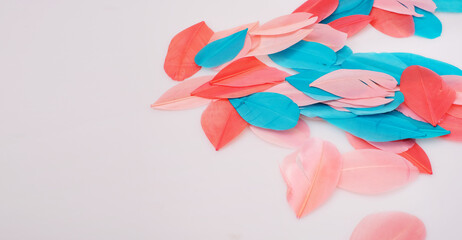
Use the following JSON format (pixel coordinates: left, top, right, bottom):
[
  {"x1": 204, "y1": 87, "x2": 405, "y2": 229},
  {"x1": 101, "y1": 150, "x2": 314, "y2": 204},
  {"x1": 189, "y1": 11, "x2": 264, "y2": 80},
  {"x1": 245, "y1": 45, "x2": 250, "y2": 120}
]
[{"x1": 0, "y1": 0, "x2": 461, "y2": 239}]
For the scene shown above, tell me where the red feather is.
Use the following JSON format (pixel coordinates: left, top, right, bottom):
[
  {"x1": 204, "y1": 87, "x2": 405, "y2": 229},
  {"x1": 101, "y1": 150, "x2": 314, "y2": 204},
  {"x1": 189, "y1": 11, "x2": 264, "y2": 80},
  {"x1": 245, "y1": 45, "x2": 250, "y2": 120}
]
[
  {"x1": 164, "y1": 21, "x2": 214, "y2": 81},
  {"x1": 400, "y1": 66, "x2": 456, "y2": 126},
  {"x1": 293, "y1": 0, "x2": 339, "y2": 22},
  {"x1": 328, "y1": 15, "x2": 373, "y2": 37},
  {"x1": 369, "y1": 7, "x2": 415, "y2": 38},
  {"x1": 201, "y1": 100, "x2": 248, "y2": 150}
]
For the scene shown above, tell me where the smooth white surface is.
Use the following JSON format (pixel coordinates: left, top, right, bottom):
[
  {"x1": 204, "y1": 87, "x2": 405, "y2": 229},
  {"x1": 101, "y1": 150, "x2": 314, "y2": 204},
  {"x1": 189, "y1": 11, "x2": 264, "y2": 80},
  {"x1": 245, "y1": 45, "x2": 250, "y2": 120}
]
[{"x1": 0, "y1": 0, "x2": 461, "y2": 239}]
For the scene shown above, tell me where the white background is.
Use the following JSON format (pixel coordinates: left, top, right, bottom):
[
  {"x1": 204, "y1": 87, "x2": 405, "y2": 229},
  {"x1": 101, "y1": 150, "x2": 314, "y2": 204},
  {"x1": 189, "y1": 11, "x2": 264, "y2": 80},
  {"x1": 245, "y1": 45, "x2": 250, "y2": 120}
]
[{"x1": 1, "y1": 0, "x2": 461, "y2": 239}]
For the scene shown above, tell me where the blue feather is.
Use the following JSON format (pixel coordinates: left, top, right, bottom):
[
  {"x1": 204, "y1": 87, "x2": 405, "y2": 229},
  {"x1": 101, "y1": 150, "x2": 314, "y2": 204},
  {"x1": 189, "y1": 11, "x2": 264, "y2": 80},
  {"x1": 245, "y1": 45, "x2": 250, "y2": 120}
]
[
  {"x1": 392, "y1": 52, "x2": 462, "y2": 76},
  {"x1": 269, "y1": 41, "x2": 337, "y2": 70},
  {"x1": 389, "y1": 112, "x2": 450, "y2": 139},
  {"x1": 413, "y1": 8, "x2": 442, "y2": 39},
  {"x1": 433, "y1": 0, "x2": 462, "y2": 12},
  {"x1": 335, "y1": 46, "x2": 353, "y2": 65},
  {"x1": 322, "y1": 0, "x2": 374, "y2": 23},
  {"x1": 229, "y1": 92, "x2": 300, "y2": 130},
  {"x1": 340, "y1": 52, "x2": 407, "y2": 83},
  {"x1": 195, "y1": 29, "x2": 247, "y2": 68}
]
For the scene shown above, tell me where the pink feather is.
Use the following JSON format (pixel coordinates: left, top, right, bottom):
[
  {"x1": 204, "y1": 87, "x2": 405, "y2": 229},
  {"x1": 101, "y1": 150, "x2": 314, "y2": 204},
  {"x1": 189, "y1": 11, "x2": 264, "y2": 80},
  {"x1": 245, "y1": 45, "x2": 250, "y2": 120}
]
[
  {"x1": 396, "y1": 103, "x2": 426, "y2": 122},
  {"x1": 338, "y1": 149, "x2": 419, "y2": 195},
  {"x1": 303, "y1": 24, "x2": 347, "y2": 52},
  {"x1": 373, "y1": 0, "x2": 422, "y2": 16},
  {"x1": 310, "y1": 69, "x2": 397, "y2": 99},
  {"x1": 250, "y1": 119, "x2": 310, "y2": 148},
  {"x1": 350, "y1": 212, "x2": 426, "y2": 240},
  {"x1": 247, "y1": 28, "x2": 313, "y2": 56},
  {"x1": 265, "y1": 81, "x2": 322, "y2": 106},
  {"x1": 151, "y1": 75, "x2": 213, "y2": 110},
  {"x1": 442, "y1": 75, "x2": 462, "y2": 105},
  {"x1": 368, "y1": 139, "x2": 416, "y2": 154},
  {"x1": 280, "y1": 138, "x2": 342, "y2": 218},
  {"x1": 250, "y1": 13, "x2": 317, "y2": 36},
  {"x1": 327, "y1": 96, "x2": 394, "y2": 108}
]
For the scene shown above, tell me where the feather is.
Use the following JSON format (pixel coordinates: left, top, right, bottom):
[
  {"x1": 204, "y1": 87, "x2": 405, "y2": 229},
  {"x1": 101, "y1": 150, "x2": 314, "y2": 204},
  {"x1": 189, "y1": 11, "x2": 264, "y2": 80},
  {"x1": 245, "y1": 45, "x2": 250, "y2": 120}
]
[
  {"x1": 413, "y1": 7, "x2": 442, "y2": 39},
  {"x1": 210, "y1": 57, "x2": 289, "y2": 87},
  {"x1": 229, "y1": 92, "x2": 300, "y2": 130},
  {"x1": 433, "y1": 0, "x2": 462, "y2": 12},
  {"x1": 250, "y1": 119, "x2": 310, "y2": 148},
  {"x1": 439, "y1": 114, "x2": 462, "y2": 141},
  {"x1": 339, "y1": 52, "x2": 407, "y2": 83},
  {"x1": 286, "y1": 71, "x2": 342, "y2": 101},
  {"x1": 322, "y1": 0, "x2": 374, "y2": 23},
  {"x1": 195, "y1": 29, "x2": 248, "y2": 68},
  {"x1": 191, "y1": 81, "x2": 278, "y2": 99},
  {"x1": 250, "y1": 13, "x2": 317, "y2": 36},
  {"x1": 369, "y1": 7, "x2": 415, "y2": 38},
  {"x1": 396, "y1": 103, "x2": 426, "y2": 122},
  {"x1": 392, "y1": 111, "x2": 451, "y2": 139},
  {"x1": 448, "y1": 105, "x2": 462, "y2": 118},
  {"x1": 335, "y1": 46, "x2": 353, "y2": 65},
  {"x1": 368, "y1": 139, "x2": 415, "y2": 154},
  {"x1": 324, "y1": 112, "x2": 426, "y2": 142},
  {"x1": 392, "y1": 53, "x2": 462, "y2": 76},
  {"x1": 328, "y1": 15, "x2": 373, "y2": 37},
  {"x1": 280, "y1": 138, "x2": 342, "y2": 218},
  {"x1": 301, "y1": 104, "x2": 356, "y2": 118},
  {"x1": 265, "y1": 81, "x2": 322, "y2": 106},
  {"x1": 293, "y1": 0, "x2": 339, "y2": 22},
  {"x1": 345, "y1": 133, "x2": 432, "y2": 174},
  {"x1": 310, "y1": 69, "x2": 397, "y2": 99},
  {"x1": 338, "y1": 149, "x2": 419, "y2": 194},
  {"x1": 350, "y1": 212, "x2": 426, "y2": 240},
  {"x1": 337, "y1": 96, "x2": 394, "y2": 107},
  {"x1": 247, "y1": 28, "x2": 313, "y2": 56},
  {"x1": 400, "y1": 65, "x2": 456, "y2": 126},
  {"x1": 442, "y1": 76, "x2": 462, "y2": 105},
  {"x1": 201, "y1": 100, "x2": 248, "y2": 150},
  {"x1": 164, "y1": 21, "x2": 214, "y2": 81},
  {"x1": 152, "y1": 75, "x2": 213, "y2": 110},
  {"x1": 373, "y1": 0, "x2": 421, "y2": 16},
  {"x1": 269, "y1": 41, "x2": 337, "y2": 70},
  {"x1": 346, "y1": 92, "x2": 404, "y2": 115},
  {"x1": 303, "y1": 24, "x2": 347, "y2": 52},
  {"x1": 411, "y1": 0, "x2": 436, "y2": 12}
]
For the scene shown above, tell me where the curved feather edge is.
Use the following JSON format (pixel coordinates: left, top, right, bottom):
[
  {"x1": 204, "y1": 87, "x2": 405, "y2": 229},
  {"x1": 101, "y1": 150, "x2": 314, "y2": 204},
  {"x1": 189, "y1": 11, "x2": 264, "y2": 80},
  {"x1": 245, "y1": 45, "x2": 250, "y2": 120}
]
[{"x1": 250, "y1": 119, "x2": 310, "y2": 148}]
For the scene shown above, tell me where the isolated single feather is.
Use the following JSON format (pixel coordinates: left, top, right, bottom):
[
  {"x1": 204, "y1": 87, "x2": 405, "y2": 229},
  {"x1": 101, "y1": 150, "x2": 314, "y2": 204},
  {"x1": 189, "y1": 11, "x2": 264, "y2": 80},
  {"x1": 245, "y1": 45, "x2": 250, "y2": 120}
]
[
  {"x1": 350, "y1": 212, "x2": 426, "y2": 240},
  {"x1": 280, "y1": 138, "x2": 342, "y2": 218},
  {"x1": 164, "y1": 21, "x2": 214, "y2": 81}
]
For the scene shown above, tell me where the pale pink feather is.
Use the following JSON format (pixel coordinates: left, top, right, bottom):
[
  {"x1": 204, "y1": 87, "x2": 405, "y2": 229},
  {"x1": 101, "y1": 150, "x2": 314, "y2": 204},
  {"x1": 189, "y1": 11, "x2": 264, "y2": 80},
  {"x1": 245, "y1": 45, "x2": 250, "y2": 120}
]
[
  {"x1": 310, "y1": 69, "x2": 398, "y2": 99},
  {"x1": 338, "y1": 149, "x2": 419, "y2": 195},
  {"x1": 280, "y1": 138, "x2": 342, "y2": 218},
  {"x1": 250, "y1": 119, "x2": 310, "y2": 148},
  {"x1": 250, "y1": 13, "x2": 317, "y2": 36},
  {"x1": 212, "y1": 67, "x2": 289, "y2": 87},
  {"x1": 373, "y1": 0, "x2": 422, "y2": 16},
  {"x1": 152, "y1": 76, "x2": 212, "y2": 110},
  {"x1": 411, "y1": 0, "x2": 436, "y2": 12},
  {"x1": 265, "y1": 81, "x2": 321, "y2": 106},
  {"x1": 303, "y1": 24, "x2": 347, "y2": 52},
  {"x1": 327, "y1": 97, "x2": 394, "y2": 108},
  {"x1": 442, "y1": 75, "x2": 462, "y2": 105},
  {"x1": 368, "y1": 139, "x2": 416, "y2": 153},
  {"x1": 247, "y1": 28, "x2": 313, "y2": 56},
  {"x1": 396, "y1": 104, "x2": 426, "y2": 122},
  {"x1": 350, "y1": 212, "x2": 426, "y2": 240}
]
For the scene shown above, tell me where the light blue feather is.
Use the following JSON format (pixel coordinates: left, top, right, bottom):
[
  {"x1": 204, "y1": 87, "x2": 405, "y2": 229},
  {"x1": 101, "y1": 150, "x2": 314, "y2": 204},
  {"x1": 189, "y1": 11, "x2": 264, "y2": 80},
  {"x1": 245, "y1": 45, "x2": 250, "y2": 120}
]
[
  {"x1": 229, "y1": 92, "x2": 300, "y2": 131},
  {"x1": 195, "y1": 29, "x2": 247, "y2": 68},
  {"x1": 269, "y1": 41, "x2": 337, "y2": 70},
  {"x1": 433, "y1": 0, "x2": 462, "y2": 12},
  {"x1": 335, "y1": 46, "x2": 353, "y2": 65},
  {"x1": 389, "y1": 112, "x2": 450, "y2": 139},
  {"x1": 340, "y1": 52, "x2": 407, "y2": 83},
  {"x1": 413, "y1": 8, "x2": 442, "y2": 39},
  {"x1": 392, "y1": 52, "x2": 462, "y2": 76}
]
